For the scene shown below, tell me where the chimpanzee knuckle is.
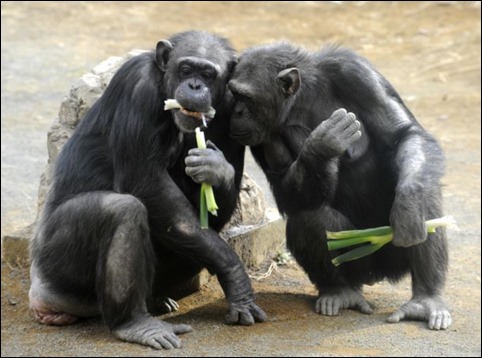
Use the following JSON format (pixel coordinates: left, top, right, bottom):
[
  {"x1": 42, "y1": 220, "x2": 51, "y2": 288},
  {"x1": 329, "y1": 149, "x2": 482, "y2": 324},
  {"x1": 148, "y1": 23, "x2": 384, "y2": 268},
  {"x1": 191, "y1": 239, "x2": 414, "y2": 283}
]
[
  {"x1": 201, "y1": 156, "x2": 219, "y2": 170},
  {"x1": 207, "y1": 149, "x2": 224, "y2": 163},
  {"x1": 186, "y1": 167, "x2": 204, "y2": 182},
  {"x1": 184, "y1": 156, "x2": 196, "y2": 167}
]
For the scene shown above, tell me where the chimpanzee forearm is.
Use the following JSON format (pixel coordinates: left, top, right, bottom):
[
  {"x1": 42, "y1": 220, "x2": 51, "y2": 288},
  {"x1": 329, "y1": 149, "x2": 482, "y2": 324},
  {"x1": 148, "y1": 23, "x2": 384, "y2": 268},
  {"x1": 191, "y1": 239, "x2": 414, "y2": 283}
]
[
  {"x1": 143, "y1": 173, "x2": 255, "y2": 306},
  {"x1": 162, "y1": 218, "x2": 256, "y2": 309},
  {"x1": 277, "y1": 155, "x2": 339, "y2": 212},
  {"x1": 275, "y1": 109, "x2": 361, "y2": 212},
  {"x1": 389, "y1": 129, "x2": 446, "y2": 247}
]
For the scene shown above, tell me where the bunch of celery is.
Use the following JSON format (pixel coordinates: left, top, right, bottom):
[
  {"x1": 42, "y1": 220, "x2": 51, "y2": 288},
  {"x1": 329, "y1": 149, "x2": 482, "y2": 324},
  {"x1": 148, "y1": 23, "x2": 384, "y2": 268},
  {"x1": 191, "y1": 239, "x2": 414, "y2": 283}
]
[
  {"x1": 327, "y1": 216, "x2": 455, "y2": 266},
  {"x1": 195, "y1": 127, "x2": 218, "y2": 229}
]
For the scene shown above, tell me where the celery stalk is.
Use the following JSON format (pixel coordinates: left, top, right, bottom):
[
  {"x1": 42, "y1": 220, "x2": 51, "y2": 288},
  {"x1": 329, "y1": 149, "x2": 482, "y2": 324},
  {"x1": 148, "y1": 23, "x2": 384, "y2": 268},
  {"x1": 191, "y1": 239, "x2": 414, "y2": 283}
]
[
  {"x1": 327, "y1": 226, "x2": 392, "y2": 240},
  {"x1": 327, "y1": 217, "x2": 455, "y2": 266},
  {"x1": 331, "y1": 243, "x2": 386, "y2": 267},
  {"x1": 200, "y1": 185, "x2": 208, "y2": 229},
  {"x1": 195, "y1": 128, "x2": 219, "y2": 229}
]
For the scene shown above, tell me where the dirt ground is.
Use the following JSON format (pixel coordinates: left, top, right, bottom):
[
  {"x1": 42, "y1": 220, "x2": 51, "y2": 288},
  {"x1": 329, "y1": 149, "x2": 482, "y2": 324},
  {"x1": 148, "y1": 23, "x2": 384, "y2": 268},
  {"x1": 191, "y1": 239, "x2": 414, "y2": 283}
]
[{"x1": 1, "y1": 1, "x2": 481, "y2": 356}]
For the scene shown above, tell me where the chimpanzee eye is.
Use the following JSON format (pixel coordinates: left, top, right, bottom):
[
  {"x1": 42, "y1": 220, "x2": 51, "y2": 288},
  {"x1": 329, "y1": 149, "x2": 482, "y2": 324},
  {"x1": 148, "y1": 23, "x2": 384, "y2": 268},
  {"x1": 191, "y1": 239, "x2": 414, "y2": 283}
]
[
  {"x1": 179, "y1": 66, "x2": 193, "y2": 78},
  {"x1": 201, "y1": 70, "x2": 216, "y2": 83}
]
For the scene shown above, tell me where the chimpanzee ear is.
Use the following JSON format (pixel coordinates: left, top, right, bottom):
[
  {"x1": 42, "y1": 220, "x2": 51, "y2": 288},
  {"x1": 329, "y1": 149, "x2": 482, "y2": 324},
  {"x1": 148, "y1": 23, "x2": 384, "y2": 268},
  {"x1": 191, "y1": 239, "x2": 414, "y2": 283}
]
[
  {"x1": 227, "y1": 55, "x2": 238, "y2": 76},
  {"x1": 277, "y1": 68, "x2": 301, "y2": 98},
  {"x1": 156, "y1": 40, "x2": 173, "y2": 72}
]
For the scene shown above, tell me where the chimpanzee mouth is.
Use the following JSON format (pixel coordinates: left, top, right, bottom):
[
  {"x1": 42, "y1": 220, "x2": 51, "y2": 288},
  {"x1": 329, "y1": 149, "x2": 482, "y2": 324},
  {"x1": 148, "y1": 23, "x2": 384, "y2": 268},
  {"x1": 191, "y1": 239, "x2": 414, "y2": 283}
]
[
  {"x1": 164, "y1": 99, "x2": 216, "y2": 130},
  {"x1": 229, "y1": 130, "x2": 258, "y2": 145},
  {"x1": 164, "y1": 99, "x2": 215, "y2": 130},
  {"x1": 176, "y1": 108, "x2": 213, "y2": 128},
  {"x1": 172, "y1": 109, "x2": 213, "y2": 133},
  {"x1": 179, "y1": 108, "x2": 212, "y2": 125}
]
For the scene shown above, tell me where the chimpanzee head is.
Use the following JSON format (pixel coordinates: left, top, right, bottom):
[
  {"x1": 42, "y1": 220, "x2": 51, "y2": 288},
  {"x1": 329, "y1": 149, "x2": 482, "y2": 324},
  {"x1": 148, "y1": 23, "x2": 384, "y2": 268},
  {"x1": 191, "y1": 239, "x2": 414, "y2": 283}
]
[
  {"x1": 228, "y1": 43, "x2": 302, "y2": 146},
  {"x1": 156, "y1": 31, "x2": 237, "y2": 133}
]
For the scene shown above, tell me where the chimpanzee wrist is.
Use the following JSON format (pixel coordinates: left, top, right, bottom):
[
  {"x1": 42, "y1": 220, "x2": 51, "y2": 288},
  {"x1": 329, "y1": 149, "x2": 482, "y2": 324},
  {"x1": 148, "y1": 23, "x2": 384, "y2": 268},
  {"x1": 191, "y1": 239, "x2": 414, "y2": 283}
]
[{"x1": 217, "y1": 264, "x2": 254, "y2": 304}]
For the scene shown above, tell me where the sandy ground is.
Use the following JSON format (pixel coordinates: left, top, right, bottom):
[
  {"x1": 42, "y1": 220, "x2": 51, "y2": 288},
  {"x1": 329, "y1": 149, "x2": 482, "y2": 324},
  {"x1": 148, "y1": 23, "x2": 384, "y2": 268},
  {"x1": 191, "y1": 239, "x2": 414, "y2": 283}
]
[{"x1": 1, "y1": 1, "x2": 481, "y2": 356}]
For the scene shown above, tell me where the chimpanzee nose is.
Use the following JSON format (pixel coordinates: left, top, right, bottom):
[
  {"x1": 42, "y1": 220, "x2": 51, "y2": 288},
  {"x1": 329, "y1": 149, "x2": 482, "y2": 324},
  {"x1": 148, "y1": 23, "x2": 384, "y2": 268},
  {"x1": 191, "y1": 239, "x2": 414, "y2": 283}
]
[{"x1": 188, "y1": 79, "x2": 201, "y2": 91}]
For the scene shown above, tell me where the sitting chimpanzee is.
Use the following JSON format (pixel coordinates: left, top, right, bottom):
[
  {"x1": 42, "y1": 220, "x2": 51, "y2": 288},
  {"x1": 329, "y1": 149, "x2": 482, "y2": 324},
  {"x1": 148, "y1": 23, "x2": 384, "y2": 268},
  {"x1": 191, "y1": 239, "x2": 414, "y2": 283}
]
[
  {"x1": 228, "y1": 42, "x2": 451, "y2": 330},
  {"x1": 29, "y1": 31, "x2": 266, "y2": 350}
]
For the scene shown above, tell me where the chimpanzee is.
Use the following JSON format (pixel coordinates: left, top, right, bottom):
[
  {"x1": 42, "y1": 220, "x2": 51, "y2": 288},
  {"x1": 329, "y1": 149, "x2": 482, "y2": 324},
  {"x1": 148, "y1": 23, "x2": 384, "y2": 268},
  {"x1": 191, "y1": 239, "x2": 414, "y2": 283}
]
[
  {"x1": 228, "y1": 42, "x2": 451, "y2": 330},
  {"x1": 29, "y1": 31, "x2": 267, "y2": 350}
]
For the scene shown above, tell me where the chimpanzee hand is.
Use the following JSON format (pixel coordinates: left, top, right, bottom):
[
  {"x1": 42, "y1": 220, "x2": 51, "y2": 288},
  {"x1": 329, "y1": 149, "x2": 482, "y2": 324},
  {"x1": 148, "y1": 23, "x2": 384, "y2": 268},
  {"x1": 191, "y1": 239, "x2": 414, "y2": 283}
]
[
  {"x1": 305, "y1": 108, "x2": 362, "y2": 158},
  {"x1": 185, "y1": 140, "x2": 235, "y2": 188},
  {"x1": 390, "y1": 183, "x2": 427, "y2": 247},
  {"x1": 225, "y1": 301, "x2": 268, "y2": 326}
]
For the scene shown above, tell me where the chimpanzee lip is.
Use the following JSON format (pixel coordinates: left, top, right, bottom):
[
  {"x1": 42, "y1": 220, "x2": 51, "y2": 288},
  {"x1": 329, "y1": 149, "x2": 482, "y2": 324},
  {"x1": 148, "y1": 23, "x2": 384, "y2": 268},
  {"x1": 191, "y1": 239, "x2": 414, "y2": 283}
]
[
  {"x1": 180, "y1": 107, "x2": 203, "y2": 119},
  {"x1": 229, "y1": 131, "x2": 253, "y2": 144},
  {"x1": 230, "y1": 129, "x2": 251, "y2": 138},
  {"x1": 180, "y1": 107, "x2": 215, "y2": 121}
]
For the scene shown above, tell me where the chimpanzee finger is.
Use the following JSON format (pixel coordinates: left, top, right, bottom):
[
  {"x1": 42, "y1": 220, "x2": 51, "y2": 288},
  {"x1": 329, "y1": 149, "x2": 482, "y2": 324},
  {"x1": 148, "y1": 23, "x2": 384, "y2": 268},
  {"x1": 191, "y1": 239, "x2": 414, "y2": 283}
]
[
  {"x1": 225, "y1": 310, "x2": 240, "y2": 325},
  {"x1": 327, "y1": 108, "x2": 348, "y2": 125},
  {"x1": 239, "y1": 311, "x2": 255, "y2": 326},
  {"x1": 185, "y1": 154, "x2": 204, "y2": 167},
  {"x1": 331, "y1": 113, "x2": 355, "y2": 134},
  {"x1": 347, "y1": 130, "x2": 362, "y2": 144},
  {"x1": 187, "y1": 148, "x2": 204, "y2": 157},
  {"x1": 250, "y1": 305, "x2": 268, "y2": 322}
]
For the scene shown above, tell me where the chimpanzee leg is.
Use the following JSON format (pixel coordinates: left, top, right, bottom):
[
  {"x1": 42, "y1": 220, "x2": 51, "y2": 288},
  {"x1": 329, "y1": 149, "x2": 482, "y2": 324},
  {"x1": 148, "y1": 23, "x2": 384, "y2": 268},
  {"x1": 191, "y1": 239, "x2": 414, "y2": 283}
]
[
  {"x1": 387, "y1": 187, "x2": 452, "y2": 330},
  {"x1": 286, "y1": 205, "x2": 373, "y2": 316},
  {"x1": 29, "y1": 192, "x2": 192, "y2": 349}
]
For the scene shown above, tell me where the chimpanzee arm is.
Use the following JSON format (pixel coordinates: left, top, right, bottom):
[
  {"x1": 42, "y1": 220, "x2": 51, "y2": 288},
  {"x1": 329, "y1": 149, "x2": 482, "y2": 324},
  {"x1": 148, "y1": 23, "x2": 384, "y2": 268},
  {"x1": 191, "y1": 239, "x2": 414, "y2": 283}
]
[
  {"x1": 112, "y1": 126, "x2": 263, "y2": 325},
  {"x1": 270, "y1": 109, "x2": 362, "y2": 213},
  {"x1": 144, "y1": 172, "x2": 266, "y2": 325},
  {"x1": 328, "y1": 50, "x2": 446, "y2": 247}
]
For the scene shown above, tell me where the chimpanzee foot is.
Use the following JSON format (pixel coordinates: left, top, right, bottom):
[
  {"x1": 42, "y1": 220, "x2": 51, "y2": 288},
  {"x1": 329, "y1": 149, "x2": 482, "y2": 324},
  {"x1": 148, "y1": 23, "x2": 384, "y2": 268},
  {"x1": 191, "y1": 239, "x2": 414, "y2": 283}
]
[
  {"x1": 160, "y1": 297, "x2": 179, "y2": 312},
  {"x1": 148, "y1": 297, "x2": 180, "y2": 315},
  {"x1": 387, "y1": 295, "x2": 452, "y2": 330},
  {"x1": 113, "y1": 314, "x2": 193, "y2": 350},
  {"x1": 316, "y1": 287, "x2": 374, "y2": 315}
]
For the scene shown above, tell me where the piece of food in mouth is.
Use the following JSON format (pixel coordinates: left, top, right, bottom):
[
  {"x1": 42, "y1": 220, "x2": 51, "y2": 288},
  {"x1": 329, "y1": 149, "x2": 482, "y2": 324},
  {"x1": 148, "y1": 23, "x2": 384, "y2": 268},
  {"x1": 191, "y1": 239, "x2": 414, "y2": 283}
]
[{"x1": 164, "y1": 99, "x2": 216, "y2": 119}]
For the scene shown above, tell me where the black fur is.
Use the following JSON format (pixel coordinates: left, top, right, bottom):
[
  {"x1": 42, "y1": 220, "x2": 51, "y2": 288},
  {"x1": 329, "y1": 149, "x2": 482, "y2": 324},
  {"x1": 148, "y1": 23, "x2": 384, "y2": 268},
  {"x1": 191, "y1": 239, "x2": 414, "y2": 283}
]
[
  {"x1": 229, "y1": 42, "x2": 451, "y2": 329},
  {"x1": 29, "y1": 31, "x2": 266, "y2": 350}
]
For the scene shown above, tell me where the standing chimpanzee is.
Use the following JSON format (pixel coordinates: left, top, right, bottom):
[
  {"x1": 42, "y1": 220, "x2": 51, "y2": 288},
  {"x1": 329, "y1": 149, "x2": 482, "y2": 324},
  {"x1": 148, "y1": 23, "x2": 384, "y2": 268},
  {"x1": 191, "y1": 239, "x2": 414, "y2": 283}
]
[
  {"x1": 29, "y1": 31, "x2": 267, "y2": 350},
  {"x1": 228, "y1": 42, "x2": 451, "y2": 330}
]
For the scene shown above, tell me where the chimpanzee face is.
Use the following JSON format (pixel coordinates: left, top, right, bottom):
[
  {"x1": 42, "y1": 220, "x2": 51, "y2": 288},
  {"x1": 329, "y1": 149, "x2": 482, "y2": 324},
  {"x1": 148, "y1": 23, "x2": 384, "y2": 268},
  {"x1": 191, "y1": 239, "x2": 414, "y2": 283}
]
[
  {"x1": 156, "y1": 36, "x2": 235, "y2": 133},
  {"x1": 228, "y1": 51, "x2": 300, "y2": 146}
]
